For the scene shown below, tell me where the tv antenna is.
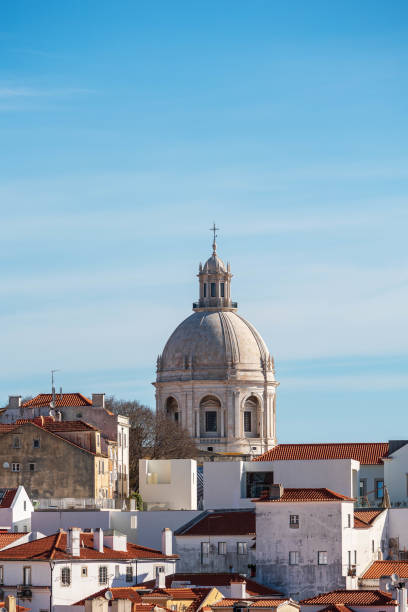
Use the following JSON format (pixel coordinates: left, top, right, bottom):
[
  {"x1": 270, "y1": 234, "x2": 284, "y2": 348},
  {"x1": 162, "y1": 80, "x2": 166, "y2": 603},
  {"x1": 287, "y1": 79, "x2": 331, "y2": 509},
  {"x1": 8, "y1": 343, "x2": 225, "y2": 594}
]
[{"x1": 50, "y1": 369, "x2": 60, "y2": 408}]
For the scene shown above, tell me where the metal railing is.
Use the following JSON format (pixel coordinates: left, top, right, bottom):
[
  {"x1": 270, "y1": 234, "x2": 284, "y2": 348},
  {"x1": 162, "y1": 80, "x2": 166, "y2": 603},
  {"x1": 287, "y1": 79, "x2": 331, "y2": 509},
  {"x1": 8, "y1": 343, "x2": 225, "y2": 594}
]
[{"x1": 34, "y1": 498, "x2": 136, "y2": 510}]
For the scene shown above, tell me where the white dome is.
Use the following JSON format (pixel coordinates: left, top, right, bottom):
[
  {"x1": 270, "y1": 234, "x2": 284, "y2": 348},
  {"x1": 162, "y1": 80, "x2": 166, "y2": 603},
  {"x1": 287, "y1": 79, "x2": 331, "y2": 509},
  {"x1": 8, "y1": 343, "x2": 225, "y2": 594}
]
[{"x1": 158, "y1": 310, "x2": 273, "y2": 382}]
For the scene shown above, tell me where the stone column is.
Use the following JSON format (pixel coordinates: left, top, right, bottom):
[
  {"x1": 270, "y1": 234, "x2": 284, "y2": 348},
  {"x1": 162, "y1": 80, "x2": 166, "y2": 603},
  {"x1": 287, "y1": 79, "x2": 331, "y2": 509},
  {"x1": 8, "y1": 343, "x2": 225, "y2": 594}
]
[
  {"x1": 221, "y1": 409, "x2": 225, "y2": 437},
  {"x1": 195, "y1": 410, "x2": 200, "y2": 438},
  {"x1": 234, "y1": 391, "x2": 240, "y2": 438}
]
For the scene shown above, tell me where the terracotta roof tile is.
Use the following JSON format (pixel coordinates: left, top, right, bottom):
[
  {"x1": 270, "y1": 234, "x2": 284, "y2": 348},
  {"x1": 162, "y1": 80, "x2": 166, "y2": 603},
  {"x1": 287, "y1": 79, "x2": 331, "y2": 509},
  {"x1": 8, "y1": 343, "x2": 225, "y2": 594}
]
[
  {"x1": 140, "y1": 574, "x2": 282, "y2": 597},
  {"x1": 253, "y1": 488, "x2": 355, "y2": 503},
  {"x1": 0, "y1": 532, "x2": 25, "y2": 548},
  {"x1": 300, "y1": 590, "x2": 396, "y2": 606},
  {"x1": 22, "y1": 393, "x2": 92, "y2": 408},
  {"x1": 212, "y1": 600, "x2": 289, "y2": 608},
  {"x1": 353, "y1": 510, "x2": 384, "y2": 527},
  {"x1": 0, "y1": 604, "x2": 30, "y2": 612},
  {"x1": 0, "y1": 489, "x2": 18, "y2": 508},
  {"x1": 0, "y1": 531, "x2": 178, "y2": 561},
  {"x1": 176, "y1": 511, "x2": 255, "y2": 536},
  {"x1": 318, "y1": 605, "x2": 355, "y2": 612},
  {"x1": 74, "y1": 586, "x2": 143, "y2": 605},
  {"x1": 254, "y1": 443, "x2": 389, "y2": 465},
  {"x1": 362, "y1": 561, "x2": 408, "y2": 579}
]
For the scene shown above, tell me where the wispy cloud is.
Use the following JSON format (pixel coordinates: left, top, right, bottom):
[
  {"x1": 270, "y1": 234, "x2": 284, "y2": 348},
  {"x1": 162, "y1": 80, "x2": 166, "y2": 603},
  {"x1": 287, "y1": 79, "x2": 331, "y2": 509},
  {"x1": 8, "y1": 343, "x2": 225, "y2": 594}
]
[{"x1": 0, "y1": 86, "x2": 94, "y2": 98}]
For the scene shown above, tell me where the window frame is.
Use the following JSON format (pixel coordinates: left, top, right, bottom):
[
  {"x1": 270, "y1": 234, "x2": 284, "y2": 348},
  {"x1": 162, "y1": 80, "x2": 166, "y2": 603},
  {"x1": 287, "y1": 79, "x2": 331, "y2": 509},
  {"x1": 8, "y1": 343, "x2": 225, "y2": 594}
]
[
  {"x1": 220, "y1": 282, "x2": 225, "y2": 298},
  {"x1": 318, "y1": 551, "x2": 328, "y2": 565},
  {"x1": 126, "y1": 565, "x2": 133, "y2": 583},
  {"x1": 0, "y1": 565, "x2": 3, "y2": 585},
  {"x1": 99, "y1": 565, "x2": 108, "y2": 584},
  {"x1": 23, "y1": 566, "x2": 32, "y2": 586},
  {"x1": 210, "y1": 282, "x2": 216, "y2": 297},
  {"x1": 12, "y1": 463, "x2": 20, "y2": 472},
  {"x1": 289, "y1": 514, "x2": 299, "y2": 528},
  {"x1": 244, "y1": 411, "x2": 252, "y2": 433},
  {"x1": 205, "y1": 411, "x2": 217, "y2": 433},
  {"x1": 359, "y1": 478, "x2": 367, "y2": 498},
  {"x1": 13, "y1": 437, "x2": 21, "y2": 449},
  {"x1": 29, "y1": 463, "x2": 35, "y2": 472},
  {"x1": 33, "y1": 439, "x2": 40, "y2": 449},
  {"x1": 375, "y1": 479, "x2": 384, "y2": 500},
  {"x1": 289, "y1": 551, "x2": 299, "y2": 565},
  {"x1": 218, "y1": 541, "x2": 226, "y2": 555},
  {"x1": 61, "y1": 566, "x2": 71, "y2": 586},
  {"x1": 81, "y1": 566, "x2": 88, "y2": 578},
  {"x1": 237, "y1": 541, "x2": 248, "y2": 555}
]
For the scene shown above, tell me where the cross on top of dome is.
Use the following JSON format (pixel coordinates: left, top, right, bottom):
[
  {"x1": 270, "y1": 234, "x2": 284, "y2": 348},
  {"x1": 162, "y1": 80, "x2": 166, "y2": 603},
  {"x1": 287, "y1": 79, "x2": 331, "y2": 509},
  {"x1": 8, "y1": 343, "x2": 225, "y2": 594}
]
[{"x1": 209, "y1": 221, "x2": 219, "y2": 255}]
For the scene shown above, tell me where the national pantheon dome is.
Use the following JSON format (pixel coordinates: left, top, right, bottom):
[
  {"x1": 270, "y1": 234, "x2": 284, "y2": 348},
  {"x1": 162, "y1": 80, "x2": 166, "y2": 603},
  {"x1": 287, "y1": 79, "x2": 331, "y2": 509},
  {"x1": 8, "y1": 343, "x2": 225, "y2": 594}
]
[{"x1": 154, "y1": 231, "x2": 278, "y2": 455}]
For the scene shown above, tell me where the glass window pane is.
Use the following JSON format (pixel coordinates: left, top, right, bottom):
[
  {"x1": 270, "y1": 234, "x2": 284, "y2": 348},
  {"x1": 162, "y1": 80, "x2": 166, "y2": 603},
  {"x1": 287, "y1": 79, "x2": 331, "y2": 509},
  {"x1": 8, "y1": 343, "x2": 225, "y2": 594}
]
[{"x1": 205, "y1": 411, "x2": 217, "y2": 432}]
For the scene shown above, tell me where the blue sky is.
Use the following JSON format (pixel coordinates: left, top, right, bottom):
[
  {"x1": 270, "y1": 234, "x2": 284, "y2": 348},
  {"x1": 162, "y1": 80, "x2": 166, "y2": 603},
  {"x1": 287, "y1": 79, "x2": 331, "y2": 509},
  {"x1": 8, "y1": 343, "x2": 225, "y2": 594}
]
[{"x1": 0, "y1": 1, "x2": 407, "y2": 442}]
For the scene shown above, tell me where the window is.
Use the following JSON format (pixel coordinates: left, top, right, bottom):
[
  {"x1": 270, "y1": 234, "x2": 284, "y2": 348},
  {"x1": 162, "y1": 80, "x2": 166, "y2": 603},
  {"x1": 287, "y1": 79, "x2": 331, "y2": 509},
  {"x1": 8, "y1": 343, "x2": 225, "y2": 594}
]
[
  {"x1": 174, "y1": 412, "x2": 179, "y2": 423},
  {"x1": 29, "y1": 463, "x2": 35, "y2": 472},
  {"x1": 347, "y1": 550, "x2": 351, "y2": 569},
  {"x1": 354, "y1": 550, "x2": 357, "y2": 565},
  {"x1": 375, "y1": 479, "x2": 384, "y2": 499},
  {"x1": 81, "y1": 566, "x2": 88, "y2": 577},
  {"x1": 201, "y1": 541, "x2": 210, "y2": 564},
  {"x1": 23, "y1": 566, "x2": 31, "y2": 586},
  {"x1": 126, "y1": 565, "x2": 133, "y2": 582},
  {"x1": 318, "y1": 551, "x2": 328, "y2": 565},
  {"x1": 131, "y1": 515, "x2": 137, "y2": 529},
  {"x1": 13, "y1": 437, "x2": 21, "y2": 449},
  {"x1": 99, "y1": 566, "x2": 108, "y2": 584},
  {"x1": 61, "y1": 567, "x2": 71, "y2": 586},
  {"x1": 289, "y1": 551, "x2": 299, "y2": 565},
  {"x1": 372, "y1": 539, "x2": 375, "y2": 553},
  {"x1": 12, "y1": 463, "x2": 20, "y2": 472},
  {"x1": 115, "y1": 565, "x2": 120, "y2": 578},
  {"x1": 220, "y1": 283, "x2": 225, "y2": 298},
  {"x1": 205, "y1": 411, "x2": 217, "y2": 432},
  {"x1": 218, "y1": 542, "x2": 226, "y2": 555},
  {"x1": 347, "y1": 514, "x2": 351, "y2": 528},
  {"x1": 359, "y1": 479, "x2": 367, "y2": 498},
  {"x1": 237, "y1": 542, "x2": 248, "y2": 555},
  {"x1": 23, "y1": 501, "x2": 26, "y2": 511},
  {"x1": 289, "y1": 515, "x2": 299, "y2": 528},
  {"x1": 244, "y1": 411, "x2": 252, "y2": 433},
  {"x1": 210, "y1": 282, "x2": 216, "y2": 297},
  {"x1": 203, "y1": 283, "x2": 207, "y2": 298},
  {"x1": 246, "y1": 471, "x2": 274, "y2": 498},
  {"x1": 0, "y1": 566, "x2": 3, "y2": 585},
  {"x1": 33, "y1": 439, "x2": 40, "y2": 448}
]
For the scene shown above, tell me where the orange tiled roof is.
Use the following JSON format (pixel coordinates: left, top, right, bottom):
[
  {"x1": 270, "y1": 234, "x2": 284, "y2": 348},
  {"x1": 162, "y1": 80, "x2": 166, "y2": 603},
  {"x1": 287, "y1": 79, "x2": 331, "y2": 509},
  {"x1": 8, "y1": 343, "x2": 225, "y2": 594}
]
[
  {"x1": 362, "y1": 560, "x2": 408, "y2": 579},
  {"x1": 318, "y1": 606, "x2": 355, "y2": 612},
  {"x1": 0, "y1": 603, "x2": 30, "y2": 612},
  {"x1": 74, "y1": 586, "x2": 143, "y2": 605},
  {"x1": 0, "y1": 488, "x2": 18, "y2": 508},
  {"x1": 253, "y1": 488, "x2": 355, "y2": 503},
  {"x1": 22, "y1": 393, "x2": 92, "y2": 408},
  {"x1": 0, "y1": 531, "x2": 178, "y2": 561},
  {"x1": 0, "y1": 532, "x2": 26, "y2": 548},
  {"x1": 146, "y1": 587, "x2": 208, "y2": 599},
  {"x1": 141, "y1": 574, "x2": 282, "y2": 597},
  {"x1": 212, "y1": 600, "x2": 289, "y2": 608},
  {"x1": 300, "y1": 590, "x2": 396, "y2": 606},
  {"x1": 253, "y1": 443, "x2": 389, "y2": 465},
  {"x1": 354, "y1": 510, "x2": 384, "y2": 529},
  {"x1": 176, "y1": 511, "x2": 255, "y2": 536}
]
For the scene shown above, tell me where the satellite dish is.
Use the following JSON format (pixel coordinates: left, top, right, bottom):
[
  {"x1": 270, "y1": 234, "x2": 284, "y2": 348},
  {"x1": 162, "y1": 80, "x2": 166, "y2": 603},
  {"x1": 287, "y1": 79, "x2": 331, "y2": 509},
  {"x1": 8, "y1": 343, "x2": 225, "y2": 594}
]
[
  {"x1": 384, "y1": 582, "x2": 391, "y2": 591},
  {"x1": 2, "y1": 463, "x2": 9, "y2": 469},
  {"x1": 391, "y1": 573, "x2": 399, "y2": 583},
  {"x1": 105, "y1": 591, "x2": 113, "y2": 601}
]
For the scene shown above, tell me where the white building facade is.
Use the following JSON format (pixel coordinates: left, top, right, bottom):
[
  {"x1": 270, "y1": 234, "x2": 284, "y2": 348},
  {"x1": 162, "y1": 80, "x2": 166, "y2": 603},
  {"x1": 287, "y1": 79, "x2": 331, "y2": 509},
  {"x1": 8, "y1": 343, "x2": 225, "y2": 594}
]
[{"x1": 154, "y1": 237, "x2": 278, "y2": 455}]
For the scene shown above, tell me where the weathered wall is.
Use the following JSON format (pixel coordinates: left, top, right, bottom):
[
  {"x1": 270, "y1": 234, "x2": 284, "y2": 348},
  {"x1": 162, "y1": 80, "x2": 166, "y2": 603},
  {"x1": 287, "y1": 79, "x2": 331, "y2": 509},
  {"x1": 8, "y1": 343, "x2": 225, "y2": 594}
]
[
  {"x1": 0, "y1": 423, "x2": 97, "y2": 498},
  {"x1": 384, "y1": 444, "x2": 408, "y2": 505},
  {"x1": 175, "y1": 534, "x2": 255, "y2": 573}
]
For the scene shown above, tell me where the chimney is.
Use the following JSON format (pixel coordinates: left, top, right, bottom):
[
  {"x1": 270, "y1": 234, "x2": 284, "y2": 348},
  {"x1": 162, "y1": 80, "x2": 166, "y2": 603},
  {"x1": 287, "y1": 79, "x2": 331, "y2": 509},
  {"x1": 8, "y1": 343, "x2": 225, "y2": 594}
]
[
  {"x1": 161, "y1": 528, "x2": 172, "y2": 556},
  {"x1": 230, "y1": 580, "x2": 247, "y2": 599},
  {"x1": 8, "y1": 396, "x2": 21, "y2": 410},
  {"x1": 267, "y1": 484, "x2": 284, "y2": 500},
  {"x1": 398, "y1": 587, "x2": 407, "y2": 612},
  {"x1": 155, "y1": 565, "x2": 166, "y2": 589},
  {"x1": 5, "y1": 596, "x2": 16, "y2": 612},
  {"x1": 92, "y1": 393, "x2": 105, "y2": 409},
  {"x1": 67, "y1": 527, "x2": 81, "y2": 557},
  {"x1": 85, "y1": 598, "x2": 108, "y2": 612},
  {"x1": 94, "y1": 527, "x2": 104, "y2": 553}
]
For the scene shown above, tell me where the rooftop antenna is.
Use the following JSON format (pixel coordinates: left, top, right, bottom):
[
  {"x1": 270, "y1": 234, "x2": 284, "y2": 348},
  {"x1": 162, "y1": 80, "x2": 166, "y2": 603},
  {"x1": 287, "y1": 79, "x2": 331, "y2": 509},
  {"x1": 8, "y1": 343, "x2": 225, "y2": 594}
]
[{"x1": 50, "y1": 369, "x2": 60, "y2": 409}]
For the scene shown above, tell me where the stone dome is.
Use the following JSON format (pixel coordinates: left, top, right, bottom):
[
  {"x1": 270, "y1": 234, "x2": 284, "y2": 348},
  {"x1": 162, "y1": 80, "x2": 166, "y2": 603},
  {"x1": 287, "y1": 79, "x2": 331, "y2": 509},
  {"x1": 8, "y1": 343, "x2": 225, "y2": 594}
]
[
  {"x1": 202, "y1": 252, "x2": 227, "y2": 273},
  {"x1": 158, "y1": 310, "x2": 274, "y2": 382}
]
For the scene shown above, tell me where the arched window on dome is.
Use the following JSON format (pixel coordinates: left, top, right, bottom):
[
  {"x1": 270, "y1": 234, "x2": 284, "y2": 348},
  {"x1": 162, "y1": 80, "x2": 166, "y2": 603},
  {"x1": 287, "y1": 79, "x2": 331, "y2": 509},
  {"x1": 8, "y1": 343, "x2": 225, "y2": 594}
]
[
  {"x1": 199, "y1": 395, "x2": 221, "y2": 438},
  {"x1": 243, "y1": 395, "x2": 259, "y2": 438},
  {"x1": 165, "y1": 396, "x2": 179, "y2": 424}
]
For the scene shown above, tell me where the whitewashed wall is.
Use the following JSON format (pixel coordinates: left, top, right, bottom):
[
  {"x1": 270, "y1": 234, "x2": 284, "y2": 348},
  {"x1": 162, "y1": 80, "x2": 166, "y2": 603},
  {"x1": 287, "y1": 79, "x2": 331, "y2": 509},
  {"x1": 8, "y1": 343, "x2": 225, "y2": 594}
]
[{"x1": 139, "y1": 459, "x2": 197, "y2": 510}]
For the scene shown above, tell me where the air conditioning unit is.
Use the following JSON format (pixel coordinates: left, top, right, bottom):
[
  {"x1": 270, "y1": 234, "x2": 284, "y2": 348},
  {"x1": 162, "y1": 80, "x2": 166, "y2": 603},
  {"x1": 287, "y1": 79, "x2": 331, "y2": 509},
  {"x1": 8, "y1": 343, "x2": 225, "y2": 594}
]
[{"x1": 22, "y1": 589, "x2": 32, "y2": 598}]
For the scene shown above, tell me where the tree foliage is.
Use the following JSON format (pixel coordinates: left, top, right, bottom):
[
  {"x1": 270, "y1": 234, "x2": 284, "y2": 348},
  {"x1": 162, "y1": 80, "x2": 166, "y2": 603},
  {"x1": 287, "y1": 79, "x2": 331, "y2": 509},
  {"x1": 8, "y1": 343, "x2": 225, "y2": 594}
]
[{"x1": 105, "y1": 396, "x2": 197, "y2": 490}]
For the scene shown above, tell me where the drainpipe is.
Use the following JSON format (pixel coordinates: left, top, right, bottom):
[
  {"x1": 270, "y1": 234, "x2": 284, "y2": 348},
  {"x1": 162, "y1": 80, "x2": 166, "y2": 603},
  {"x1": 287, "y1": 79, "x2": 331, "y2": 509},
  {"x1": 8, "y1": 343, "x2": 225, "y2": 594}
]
[{"x1": 49, "y1": 561, "x2": 55, "y2": 612}]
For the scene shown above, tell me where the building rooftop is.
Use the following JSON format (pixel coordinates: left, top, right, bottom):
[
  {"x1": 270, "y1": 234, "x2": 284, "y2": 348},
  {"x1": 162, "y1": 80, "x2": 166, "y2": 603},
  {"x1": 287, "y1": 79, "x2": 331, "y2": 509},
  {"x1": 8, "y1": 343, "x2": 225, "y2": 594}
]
[
  {"x1": 212, "y1": 600, "x2": 292, "y2": 608},
  {"x1": 362, "y1": 560, "x2": 408, "y2": 579},
  {"x1": 0, "y1": 532, "x2": 26, "y2": 549},
  {"x1": 253, "y1": 488, "x2": 355, "y2": 503},
  {"x1": 175, "y1": 510, "x2": 255, "y2": 536},
  {"x1": 140, "y1": 573, "x2": 282, "y2": 597},
  {"x1": 0, "y1": 531, "x2": 178, "y2": 561},
  {"x1": 0, "y1": 489, "x2": 18, "y2": 508},
  {"x1": 22, "y1": 393, "x2": 93, "y2": 408},
  {"x1": 253, "y1": 443, "x2": 389, "y2": 465},
  {"x1": 353, "y1": 510, "x2": 384, "y2": 529},
  {"x1": 300, "y1": 590, "x2": 396, "y2": 606}
]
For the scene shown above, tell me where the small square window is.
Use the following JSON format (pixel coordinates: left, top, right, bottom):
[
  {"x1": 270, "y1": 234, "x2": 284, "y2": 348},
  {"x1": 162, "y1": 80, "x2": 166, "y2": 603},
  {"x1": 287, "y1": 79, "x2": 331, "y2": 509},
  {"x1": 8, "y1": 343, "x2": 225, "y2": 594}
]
[
  {"x1": 13, "y1": 437, "x2": 21, "y2": 449},
  {"x1": 12, "y1": 463, "x2": 20, "y2": 472},
  {"x1": 33, "y1": 439, "x2": 40, "y2": 448},
  {"x1": 126, "y1": 565, "x2": 133, "y2": 582},
  {"x1": 318, "y1": 551, "x2": 328, "y2": 565},
  {"x1": 29, "y1": 463, "x2": 35, "y2": 472},
  {"x1": 289, "y1": 515, "x2": 299, "y2": 528},
  {"x1": 81, "y1": 566, "x2": 88, "y2": 577}
]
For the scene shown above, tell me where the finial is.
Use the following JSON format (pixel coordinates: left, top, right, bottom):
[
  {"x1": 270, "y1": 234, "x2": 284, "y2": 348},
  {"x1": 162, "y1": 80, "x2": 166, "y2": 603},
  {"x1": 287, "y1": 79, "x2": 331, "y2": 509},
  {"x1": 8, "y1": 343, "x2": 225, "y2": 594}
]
[{"x1": 209, "y1": 222, "x2": 219, "y2": 255}]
